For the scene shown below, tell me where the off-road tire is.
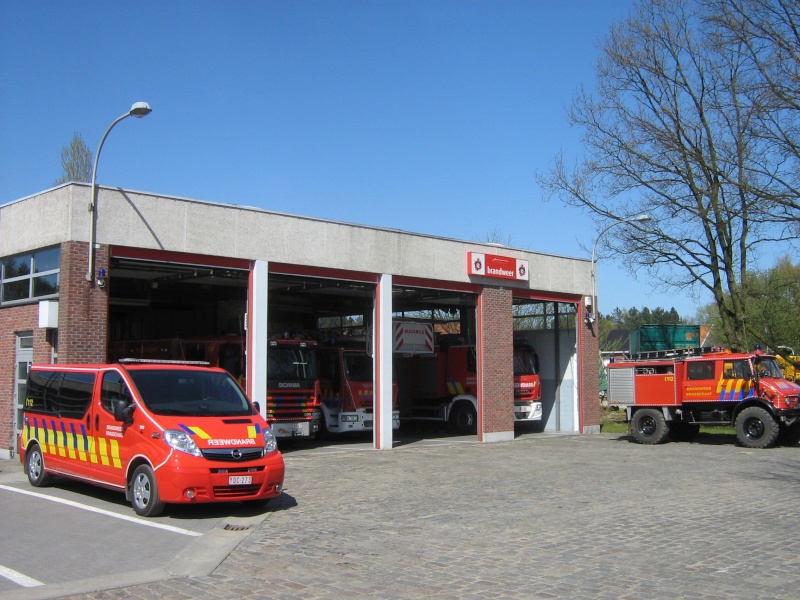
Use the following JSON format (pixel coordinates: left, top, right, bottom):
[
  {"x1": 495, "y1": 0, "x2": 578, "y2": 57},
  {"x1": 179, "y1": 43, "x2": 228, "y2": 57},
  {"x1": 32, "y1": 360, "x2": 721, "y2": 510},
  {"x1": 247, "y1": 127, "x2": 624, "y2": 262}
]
[
  {"x1": 630, "y1": 409, "x2": 670, "y2": 445},
  {"x1": 735, "y1": 406, "x2": 780, "y2": 449}
]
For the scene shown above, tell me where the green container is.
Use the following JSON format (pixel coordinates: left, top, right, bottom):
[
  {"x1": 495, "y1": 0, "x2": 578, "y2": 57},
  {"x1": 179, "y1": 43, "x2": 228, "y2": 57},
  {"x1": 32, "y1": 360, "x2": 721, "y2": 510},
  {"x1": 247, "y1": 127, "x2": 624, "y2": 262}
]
[{"x1": 629, "y1": 325, "x2": 700, "y2": 354}]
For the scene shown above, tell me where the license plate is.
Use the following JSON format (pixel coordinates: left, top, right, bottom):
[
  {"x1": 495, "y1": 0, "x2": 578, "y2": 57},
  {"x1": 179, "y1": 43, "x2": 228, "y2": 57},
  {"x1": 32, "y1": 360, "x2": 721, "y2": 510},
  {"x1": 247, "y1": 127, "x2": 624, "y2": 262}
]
[{"x1": 229, "y1": 475, "x2": 252, "y2": 485}]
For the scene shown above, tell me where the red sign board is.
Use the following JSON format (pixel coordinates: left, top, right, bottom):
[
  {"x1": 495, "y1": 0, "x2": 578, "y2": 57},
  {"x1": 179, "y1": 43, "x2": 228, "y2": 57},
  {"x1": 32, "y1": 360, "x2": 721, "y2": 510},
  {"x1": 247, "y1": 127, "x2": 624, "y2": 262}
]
[{"x1": 467, "y1": 252, "x2": 529, "y2": 281}]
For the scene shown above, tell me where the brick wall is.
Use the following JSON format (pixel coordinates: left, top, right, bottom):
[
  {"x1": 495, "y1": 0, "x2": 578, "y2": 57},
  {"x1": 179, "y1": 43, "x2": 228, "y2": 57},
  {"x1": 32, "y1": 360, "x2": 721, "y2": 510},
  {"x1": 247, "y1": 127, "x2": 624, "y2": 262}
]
[
  {"x1": 59, "y1": 241, "x2": 109, "y2": 363},
  {"x1": 478, "y1": 286, "x2": 514, "y2": 437},
  {"x1": 0, "y1": 301, "x2": 55, "y2": 457},
  {"x1": 580, "y1": 297, "x2": 601, "y2": 432}
]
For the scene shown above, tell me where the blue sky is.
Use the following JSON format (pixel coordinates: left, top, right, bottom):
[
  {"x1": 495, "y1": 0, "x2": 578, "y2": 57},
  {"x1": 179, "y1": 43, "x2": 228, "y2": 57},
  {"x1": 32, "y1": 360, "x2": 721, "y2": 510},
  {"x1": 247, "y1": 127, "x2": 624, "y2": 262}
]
[{"x1": 0, "y1": 0, "x2": 706, "y2": 318}]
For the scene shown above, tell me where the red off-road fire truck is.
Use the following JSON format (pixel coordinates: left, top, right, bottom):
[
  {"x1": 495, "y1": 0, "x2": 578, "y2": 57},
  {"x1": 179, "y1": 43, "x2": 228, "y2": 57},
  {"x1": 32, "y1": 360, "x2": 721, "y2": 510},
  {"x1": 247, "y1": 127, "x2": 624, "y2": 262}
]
[{"x1": 607, "y1": 346, "x2": 800, "y2": 448}]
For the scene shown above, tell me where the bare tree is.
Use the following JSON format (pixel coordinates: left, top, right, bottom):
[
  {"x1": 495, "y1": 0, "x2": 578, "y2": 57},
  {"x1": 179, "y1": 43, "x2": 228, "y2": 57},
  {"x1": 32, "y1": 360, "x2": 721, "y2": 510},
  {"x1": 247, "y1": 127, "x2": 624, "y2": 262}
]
[
  {"x1": 538, "y1": 0, "x2": 799, "y2": 351},
  {"x1": 54, "y1": 131, "x2": 92, "y2": 185},
  {"x1": 709, "y1": 0, "x2": 800, "y2": 223}
]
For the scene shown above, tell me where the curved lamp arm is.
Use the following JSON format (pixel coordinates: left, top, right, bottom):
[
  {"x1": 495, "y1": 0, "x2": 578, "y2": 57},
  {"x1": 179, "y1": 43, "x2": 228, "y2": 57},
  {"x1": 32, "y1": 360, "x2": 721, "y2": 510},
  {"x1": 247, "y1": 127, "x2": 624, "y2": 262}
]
[{"x1": 86, "y1": 102, "x2": 152, "y2": 282}]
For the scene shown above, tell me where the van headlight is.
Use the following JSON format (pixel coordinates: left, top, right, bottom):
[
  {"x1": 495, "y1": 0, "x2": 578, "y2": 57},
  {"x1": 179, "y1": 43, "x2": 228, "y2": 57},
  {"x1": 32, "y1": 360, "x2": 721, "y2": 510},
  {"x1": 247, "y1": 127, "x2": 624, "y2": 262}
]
[
  {"x1": 264, "y1": 428, "x2": 278, "y2": 454},
  {"x1": 164, "y1": 430, "x2": 203, "y2": 457}
]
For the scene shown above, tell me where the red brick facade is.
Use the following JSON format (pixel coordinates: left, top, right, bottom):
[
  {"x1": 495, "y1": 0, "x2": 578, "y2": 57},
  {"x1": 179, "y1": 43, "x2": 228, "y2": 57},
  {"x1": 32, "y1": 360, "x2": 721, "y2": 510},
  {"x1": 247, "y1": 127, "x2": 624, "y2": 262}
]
[
  {"x1": 59, "y1": 241, "x2": 110, "y2": 364},
  {"x1": 478, "y1": 286, "x2": 515, "y2": 438},
  {"x1": 0, "y1": 241, "x2": 112, "y2": 457},
  {"x1": 580, "y1": 298, "x2": 601, "y2": 432}
]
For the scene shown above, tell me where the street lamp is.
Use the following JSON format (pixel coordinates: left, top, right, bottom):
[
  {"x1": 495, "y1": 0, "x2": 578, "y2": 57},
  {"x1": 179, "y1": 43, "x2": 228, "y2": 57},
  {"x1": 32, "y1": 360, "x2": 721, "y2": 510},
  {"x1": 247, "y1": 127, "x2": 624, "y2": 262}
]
[
  {"x1": 589, "y1": 213, "x2": 652, "y2": 324},
  {"x1": 86, "y1": 102, "x2": 152, "y2": 283}
]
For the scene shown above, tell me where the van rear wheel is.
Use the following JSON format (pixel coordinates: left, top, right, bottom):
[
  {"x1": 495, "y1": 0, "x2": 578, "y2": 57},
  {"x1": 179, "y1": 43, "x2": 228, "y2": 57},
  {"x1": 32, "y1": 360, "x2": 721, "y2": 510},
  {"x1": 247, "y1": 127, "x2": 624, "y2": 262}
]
[
  {"x1": 26, "y1": 444, "x2": 52, "y2": 487},
  {"x1": 131, "y1": 465, "x2": 165, "y2": 517}
]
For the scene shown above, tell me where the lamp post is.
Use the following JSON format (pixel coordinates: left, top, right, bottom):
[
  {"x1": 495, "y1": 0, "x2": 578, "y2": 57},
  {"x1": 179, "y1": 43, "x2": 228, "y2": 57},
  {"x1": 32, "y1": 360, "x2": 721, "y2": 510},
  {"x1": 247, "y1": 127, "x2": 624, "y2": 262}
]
[
  {"x1": 590, "y1": 213, "x2": 652, "y2": 324},
  {"x1": 86, "y1": 102, "x2": 152, "y2": 283}
]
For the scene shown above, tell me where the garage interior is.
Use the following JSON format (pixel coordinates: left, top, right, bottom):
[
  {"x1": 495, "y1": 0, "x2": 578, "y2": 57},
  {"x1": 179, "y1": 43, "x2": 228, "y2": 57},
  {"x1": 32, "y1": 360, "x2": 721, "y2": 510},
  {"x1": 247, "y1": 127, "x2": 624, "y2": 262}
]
[{"x1": 106, "y1": 254, "x2": 577, "y2": 438}]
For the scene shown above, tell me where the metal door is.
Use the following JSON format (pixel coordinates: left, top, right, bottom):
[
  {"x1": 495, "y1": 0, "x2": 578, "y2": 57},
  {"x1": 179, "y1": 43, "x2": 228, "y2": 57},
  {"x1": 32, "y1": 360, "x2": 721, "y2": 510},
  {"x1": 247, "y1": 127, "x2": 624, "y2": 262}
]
[{"x1": 13, "y1": 331, "x2": 33, "y2": 457}]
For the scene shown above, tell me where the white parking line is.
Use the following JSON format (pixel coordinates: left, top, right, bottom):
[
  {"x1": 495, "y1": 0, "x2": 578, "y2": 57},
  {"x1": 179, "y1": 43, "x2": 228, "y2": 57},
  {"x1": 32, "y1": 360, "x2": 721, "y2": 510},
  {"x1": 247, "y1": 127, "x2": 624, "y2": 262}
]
[
  {"x1": 0, "y1": 485, "x2": 202, "y2": 537},
  {"x1": 0, "y1": 564, "x2": 44, "y2": 587}
]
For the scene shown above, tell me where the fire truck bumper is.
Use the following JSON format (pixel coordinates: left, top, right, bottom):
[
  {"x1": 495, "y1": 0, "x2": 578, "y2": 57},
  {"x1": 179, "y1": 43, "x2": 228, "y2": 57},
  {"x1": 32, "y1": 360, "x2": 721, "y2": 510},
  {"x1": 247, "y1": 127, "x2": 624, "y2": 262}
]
[
  {"x1": 336, "y1": 410, "x2": 401, "y2": 432},
  {"x1": 272, "y1": 420, "x2": 312, "y2": 438},
  {"x1": 514, "y1": 401, "x2": 543, "y2": 421}
]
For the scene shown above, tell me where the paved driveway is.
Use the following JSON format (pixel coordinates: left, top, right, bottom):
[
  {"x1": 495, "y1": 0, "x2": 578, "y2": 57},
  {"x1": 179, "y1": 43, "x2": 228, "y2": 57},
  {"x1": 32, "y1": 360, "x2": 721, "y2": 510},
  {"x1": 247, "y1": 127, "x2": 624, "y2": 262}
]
[{"x1": 15, "y1": 431, "x2": 800, "y2": 599}]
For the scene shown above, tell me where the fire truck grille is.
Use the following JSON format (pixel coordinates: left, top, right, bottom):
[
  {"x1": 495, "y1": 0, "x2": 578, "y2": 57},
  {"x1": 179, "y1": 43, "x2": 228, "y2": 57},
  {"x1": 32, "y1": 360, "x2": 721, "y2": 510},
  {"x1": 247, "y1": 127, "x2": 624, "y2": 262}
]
[
  {"x1": 201, "y1": 448, "x2": 265, "y2": 462},
  {"x1": 213, "y1": 484, "x2": 262, "y2": 498}
]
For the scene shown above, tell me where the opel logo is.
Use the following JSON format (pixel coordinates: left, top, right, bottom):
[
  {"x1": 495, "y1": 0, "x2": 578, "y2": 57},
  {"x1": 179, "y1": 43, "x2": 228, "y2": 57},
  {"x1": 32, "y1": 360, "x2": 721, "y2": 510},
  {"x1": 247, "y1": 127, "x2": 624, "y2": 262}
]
[{"x1": 231, "y1": 448, "x2": 242, "y2": 460}]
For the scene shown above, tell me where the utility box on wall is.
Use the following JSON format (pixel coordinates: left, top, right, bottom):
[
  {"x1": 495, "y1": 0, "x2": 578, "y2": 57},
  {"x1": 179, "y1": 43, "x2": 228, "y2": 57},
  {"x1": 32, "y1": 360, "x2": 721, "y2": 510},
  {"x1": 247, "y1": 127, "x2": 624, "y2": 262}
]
[{"x1": 38, "y1": 300, "x2": 59, "y2": 329}]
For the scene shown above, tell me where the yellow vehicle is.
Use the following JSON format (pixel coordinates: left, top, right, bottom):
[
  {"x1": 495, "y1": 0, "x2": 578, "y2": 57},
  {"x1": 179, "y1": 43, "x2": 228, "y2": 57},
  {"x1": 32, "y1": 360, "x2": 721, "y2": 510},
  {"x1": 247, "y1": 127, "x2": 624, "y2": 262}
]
[{"x1": 777, "y1": 347, "x2": 800, "y2": 382}]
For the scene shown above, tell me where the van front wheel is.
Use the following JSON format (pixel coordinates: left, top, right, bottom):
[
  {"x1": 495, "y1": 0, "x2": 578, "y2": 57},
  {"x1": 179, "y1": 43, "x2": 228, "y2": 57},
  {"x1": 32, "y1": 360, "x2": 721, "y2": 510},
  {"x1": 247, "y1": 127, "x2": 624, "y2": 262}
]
[{"x1": 131, "y1": 465, "x2": 165, "y2": 517}]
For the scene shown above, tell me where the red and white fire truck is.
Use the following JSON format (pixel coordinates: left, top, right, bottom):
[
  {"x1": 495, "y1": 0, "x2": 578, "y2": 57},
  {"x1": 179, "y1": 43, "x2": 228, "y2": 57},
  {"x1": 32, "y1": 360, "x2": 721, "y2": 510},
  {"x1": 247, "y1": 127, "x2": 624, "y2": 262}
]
[
  {"x1": 607, "y1": 346, "x2": 800, "y2": 448},
  {"x1": 265, "y1": 336, "x2": 323, "y2": 439},
  {"x1": 396, "y1": 328, "x2": 543, "y2": 434},
  {"x1": 316, "y1": 341, "x2": 400, "y2": 435}
]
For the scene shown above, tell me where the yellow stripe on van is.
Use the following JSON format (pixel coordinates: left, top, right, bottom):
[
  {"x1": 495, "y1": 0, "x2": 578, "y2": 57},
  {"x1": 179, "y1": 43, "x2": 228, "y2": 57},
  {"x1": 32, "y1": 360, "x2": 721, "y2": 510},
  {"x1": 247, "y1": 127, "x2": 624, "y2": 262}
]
[
  {"x1": 187, "y1": 426, "x2": 212, "y2": 439},
  {"x1": 88, "y1": 436, "x2": 98, "y2": 464},
  {"x1": 110, "y1": 439, "x2": 121, "y2": 468},
  {"x1": 247, "y1": 425, "x2": 257, "y2": 438},
  {"x1": 98, "y1": 437, "x2": 110, "y2": 466}
]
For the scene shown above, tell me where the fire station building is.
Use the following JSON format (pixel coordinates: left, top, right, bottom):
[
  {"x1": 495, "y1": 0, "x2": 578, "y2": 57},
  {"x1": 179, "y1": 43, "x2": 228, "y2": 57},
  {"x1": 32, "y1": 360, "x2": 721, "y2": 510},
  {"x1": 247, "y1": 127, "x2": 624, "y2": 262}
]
[{"x1": 0, "y1": 183, "x2": 599, "y2": 459}]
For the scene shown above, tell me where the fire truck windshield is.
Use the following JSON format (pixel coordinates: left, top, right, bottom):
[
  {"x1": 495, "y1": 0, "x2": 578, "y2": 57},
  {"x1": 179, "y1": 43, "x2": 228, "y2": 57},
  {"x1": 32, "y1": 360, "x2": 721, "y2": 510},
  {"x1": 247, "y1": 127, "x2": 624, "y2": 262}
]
[
  {"x1": 755, "y1": 357, "x2": 783, "y2": 379},
  {"x1": 513, "y1": 348, "x2": 538, "y2": 376},
  {"x1": 268, "y1": 348, "x2": 318, "y2": 380},
  {"x1": 128, "y1": 369, "x2": 255, "y2": 416}
]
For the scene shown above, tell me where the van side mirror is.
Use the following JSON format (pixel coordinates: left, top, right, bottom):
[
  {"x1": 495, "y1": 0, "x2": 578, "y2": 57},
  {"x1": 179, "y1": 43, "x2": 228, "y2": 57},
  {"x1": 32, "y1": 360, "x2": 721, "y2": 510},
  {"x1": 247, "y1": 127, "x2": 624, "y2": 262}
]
[
  {"x1": 113, "y1": 399, "x2": 135, "y2": 424},
  {"x1": 252, "y1": 401, "x2": 261, "y2": 414}
]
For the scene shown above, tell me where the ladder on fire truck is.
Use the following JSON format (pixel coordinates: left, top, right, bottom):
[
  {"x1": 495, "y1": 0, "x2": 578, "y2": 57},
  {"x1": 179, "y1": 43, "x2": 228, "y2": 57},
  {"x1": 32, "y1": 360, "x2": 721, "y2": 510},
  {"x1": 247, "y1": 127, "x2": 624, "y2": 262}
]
[{"x1": 622, "y1": 346, "x2": 728, "y2": 362}]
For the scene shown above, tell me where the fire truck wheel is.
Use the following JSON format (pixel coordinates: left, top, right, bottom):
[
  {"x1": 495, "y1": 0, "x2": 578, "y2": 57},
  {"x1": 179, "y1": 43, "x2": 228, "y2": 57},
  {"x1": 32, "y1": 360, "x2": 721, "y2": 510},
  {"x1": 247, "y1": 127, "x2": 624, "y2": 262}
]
[
  {"x1": 450, "y1": 402, "x2": 477, "y2": 435},
  {"x1": 630, "y1": 409, "x2": 669, "y2": 444},
  {"x1": 735, "y1": 406, "x2": 780, "y2": 449},
  {"x1": 131, "y1": 465, "x2": 165, "y2": 517},
  {"x1": 26, "y1": 444, "x2": 53, "y2": 487},
  {"x1": 667, "y1": 423, "x2": 700, "y2": 442}
]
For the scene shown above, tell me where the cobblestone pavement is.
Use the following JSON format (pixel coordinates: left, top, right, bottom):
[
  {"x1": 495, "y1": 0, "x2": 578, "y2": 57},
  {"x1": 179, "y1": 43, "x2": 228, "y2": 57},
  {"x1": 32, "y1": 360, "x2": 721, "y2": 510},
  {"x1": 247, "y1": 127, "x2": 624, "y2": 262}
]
[{"x1": 60, "y1": 432, "x2": 800, "y2": 599}]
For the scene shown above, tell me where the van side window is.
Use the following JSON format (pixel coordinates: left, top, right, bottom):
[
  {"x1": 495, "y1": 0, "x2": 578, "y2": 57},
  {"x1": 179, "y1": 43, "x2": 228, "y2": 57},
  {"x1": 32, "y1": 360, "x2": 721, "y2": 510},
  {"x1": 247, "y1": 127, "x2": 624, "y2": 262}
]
[
  {"x1": 687, "y1": 361, "x2": 716, "y2": 381},
  {"x1": 58, "y1": 372, "x2": 96, "y2": 419},
  {"x1": 101, "y1": 371, "x2": 133, "y2": 414},
  {"x1": 26, "y1": 370, "x2": 62, "y2": 413}
]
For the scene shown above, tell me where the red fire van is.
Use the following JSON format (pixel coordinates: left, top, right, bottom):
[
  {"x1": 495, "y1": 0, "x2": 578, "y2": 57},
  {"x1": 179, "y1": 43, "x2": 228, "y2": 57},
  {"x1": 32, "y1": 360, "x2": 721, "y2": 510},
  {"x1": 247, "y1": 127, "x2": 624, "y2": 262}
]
[{"x1": 18, "y1": 360, "x2": 285, "y2": 517}]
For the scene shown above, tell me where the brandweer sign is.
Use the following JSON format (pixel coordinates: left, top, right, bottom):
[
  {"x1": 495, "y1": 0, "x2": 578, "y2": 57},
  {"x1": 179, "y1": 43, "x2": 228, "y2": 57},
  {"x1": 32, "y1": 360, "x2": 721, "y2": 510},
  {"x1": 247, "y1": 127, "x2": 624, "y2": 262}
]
[{"x1": 467, "y1": 252, "x2": 529, "y2": 282}]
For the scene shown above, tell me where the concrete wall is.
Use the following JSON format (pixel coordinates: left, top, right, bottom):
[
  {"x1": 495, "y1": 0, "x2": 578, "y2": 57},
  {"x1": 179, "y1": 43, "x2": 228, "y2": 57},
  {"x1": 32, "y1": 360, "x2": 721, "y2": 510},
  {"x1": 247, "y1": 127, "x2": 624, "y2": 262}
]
[{"x1": 1, "y1": 184, "x2": 593, "y2": 298}]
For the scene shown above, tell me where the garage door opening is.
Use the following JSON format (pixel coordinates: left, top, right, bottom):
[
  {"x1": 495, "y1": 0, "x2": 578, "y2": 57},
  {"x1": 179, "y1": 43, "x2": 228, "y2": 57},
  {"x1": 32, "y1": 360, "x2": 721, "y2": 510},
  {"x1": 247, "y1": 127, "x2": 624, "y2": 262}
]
[
  {"x1": 106, "y1": 250, "x2": 251, "y2": 385},
  {"x1": 513, "y1": 298, "x2": 578, "y2": 433}
]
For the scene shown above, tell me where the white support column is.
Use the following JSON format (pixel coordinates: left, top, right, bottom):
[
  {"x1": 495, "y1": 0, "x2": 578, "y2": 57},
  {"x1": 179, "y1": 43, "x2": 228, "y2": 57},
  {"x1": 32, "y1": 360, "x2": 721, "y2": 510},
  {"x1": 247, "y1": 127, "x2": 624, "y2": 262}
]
[
  {"x1": 374, "y1": 273, "x2": 394, "y2": 449},
  {"x1": 249, "y1": 260, "x2": 269, "y2": 418}
]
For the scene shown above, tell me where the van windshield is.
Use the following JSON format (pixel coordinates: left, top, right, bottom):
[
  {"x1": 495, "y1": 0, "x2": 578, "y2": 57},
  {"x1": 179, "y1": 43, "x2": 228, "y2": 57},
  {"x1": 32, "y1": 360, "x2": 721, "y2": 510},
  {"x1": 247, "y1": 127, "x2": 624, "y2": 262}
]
[{"x1": 127, "y1": 369, "x2": 254, "y2": 417}]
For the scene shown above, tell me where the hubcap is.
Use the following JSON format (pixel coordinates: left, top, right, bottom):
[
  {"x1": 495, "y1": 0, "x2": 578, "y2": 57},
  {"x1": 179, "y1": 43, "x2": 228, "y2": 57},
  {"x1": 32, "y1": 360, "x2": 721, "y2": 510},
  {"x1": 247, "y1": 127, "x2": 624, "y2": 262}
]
[
  {"x1": 639, "y1": 416, "x2": 657, "y2": 436},
  {"x1": 134, "y1": 473, "x2": 152, "y2": 508},
  {"x1": 29, "y1": 452, "x2": 42, "y2": 479},
  {"x1": 745, "y1": 417, "x2": 765, "y2": 440}
]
